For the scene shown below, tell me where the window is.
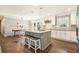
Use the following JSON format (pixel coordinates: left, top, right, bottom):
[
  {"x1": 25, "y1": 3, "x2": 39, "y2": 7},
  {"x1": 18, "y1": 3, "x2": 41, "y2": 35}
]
[{"x1": 56, "y1": 15, "x2": 70, "y2": 28}]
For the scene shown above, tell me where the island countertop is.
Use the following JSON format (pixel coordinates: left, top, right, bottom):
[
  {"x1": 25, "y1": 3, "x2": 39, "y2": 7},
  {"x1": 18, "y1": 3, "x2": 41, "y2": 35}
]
[{"x1": 24, "y1": 29, "x2": 51, "y2": 33}]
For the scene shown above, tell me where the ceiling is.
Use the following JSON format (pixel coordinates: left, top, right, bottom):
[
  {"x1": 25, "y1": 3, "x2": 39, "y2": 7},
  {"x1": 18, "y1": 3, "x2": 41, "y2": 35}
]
[{"x1": 0, "y1": 5, "x2": 77, "y2": 17}]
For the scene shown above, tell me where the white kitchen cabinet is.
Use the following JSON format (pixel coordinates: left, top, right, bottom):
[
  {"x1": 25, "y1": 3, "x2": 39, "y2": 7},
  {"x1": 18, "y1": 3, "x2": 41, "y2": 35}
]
[
  {"x1": 70, "y1": 31, "x2": 77, "y2": 42},
  {"x1": 56, "y1": 31, "x2": 60, "y2": 38},
  {"x1": 56, "y1": 31, "x2": 66, "y2": 40},
  {"x1": 62, "y1": 31, "x2": 66, "y2": 40},
  {"x1": 65, "y1": 31, "x2": 77, "y2": 42},
  {"x1": 51, "y1": 30, "x2": 66, "y2": 40},
  {"x1": 51, "y1": 16, "x2": 55, "y2": 25},
  {"x1": 51, "y1": 30, "x2": 57, "y2": 38},
  {"x1": 58, "y1": 31, "x2": 62, "y2": 39},
  {"x1": 71, "y1": 12, "x2": 76, "y2": 25},
  {"x1": 51, "y1": 30, "x2": 77, "y2": 42},
  {"x1": 65, "y1": 31, "x2": 71, "y2": 41}
]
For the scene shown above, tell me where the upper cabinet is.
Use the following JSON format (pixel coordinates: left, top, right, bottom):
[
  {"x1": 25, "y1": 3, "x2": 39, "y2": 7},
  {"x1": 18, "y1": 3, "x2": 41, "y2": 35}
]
[
  {"x1": 51, "y1": 16, "x2": 55, "y2": 25},
  {"x1": 44, "y1": 16, "x2": 55, "y2": 26},
  {"x1": 71, "y1": 12, "x2": 76, "y2": 25}
]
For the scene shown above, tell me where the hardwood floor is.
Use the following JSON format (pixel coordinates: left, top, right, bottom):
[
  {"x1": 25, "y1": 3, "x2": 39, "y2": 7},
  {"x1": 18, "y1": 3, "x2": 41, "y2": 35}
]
[{"x1": 0, "y1": 33, "x2": 78, "y2": 53}]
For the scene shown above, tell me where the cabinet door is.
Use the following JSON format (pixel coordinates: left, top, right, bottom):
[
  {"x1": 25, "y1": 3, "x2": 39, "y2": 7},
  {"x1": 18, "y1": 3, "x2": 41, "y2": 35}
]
[
  {"x1": 71, "y1": 13, "x2": 76, "y2": 25},
  {"x1": 58, "y1": 31, "x2": 65, "y2": 40},
  {"x1": 54, "y1": 30, "x2": 57, "y2": 38},
  {"x1": 59, "y1": 31, "x2": 62, "y2": 39},
  {"x1": 65, "y1": 31, "x2": 71, "y2": 41},
  {"x1": 70, "y1": 31, "x2": 77, "y2": 42},
  {"x1": 62, "y1": 31, "x2": 66, "y2": 40},
  {"x1": 51, "y1": 16, "x2": 55, "y2": 25},
  {"x1": 51, "y1": 30, "x2": 57, "y2": 38},
  {"x1": 57, "y1": 31, "x2": 62, "y2": 39}
]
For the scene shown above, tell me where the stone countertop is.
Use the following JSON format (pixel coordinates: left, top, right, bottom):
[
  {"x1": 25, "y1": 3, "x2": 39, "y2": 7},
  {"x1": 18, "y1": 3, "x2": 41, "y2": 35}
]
[
  {"x1": 24, "y1": 29, "x2": 51, "y2": 33},
  {"x1": 51, "y1": 27, "x2": 76, "y2": 31}
]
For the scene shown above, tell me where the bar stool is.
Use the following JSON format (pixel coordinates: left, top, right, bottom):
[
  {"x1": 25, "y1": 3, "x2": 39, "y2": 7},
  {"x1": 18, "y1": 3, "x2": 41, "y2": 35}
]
[
  {"x1": 25, "y1": 35, "x2": 31, "y2": 48},
  {"x1": 30, "y1": 37, "x2": 41, "y2": 53}
]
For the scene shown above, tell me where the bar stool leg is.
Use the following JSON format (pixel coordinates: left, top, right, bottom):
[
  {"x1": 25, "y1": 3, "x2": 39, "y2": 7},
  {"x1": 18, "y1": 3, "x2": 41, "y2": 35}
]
[
  {"x1": 28, "y1": 39, "x2": 31, "y2": 48},
  {"x1": 38, "y1": 39, "x2": 41, "y2": 49},
  {"x1": 35, "y1": 41, "x2": 37, "y2": 53}
]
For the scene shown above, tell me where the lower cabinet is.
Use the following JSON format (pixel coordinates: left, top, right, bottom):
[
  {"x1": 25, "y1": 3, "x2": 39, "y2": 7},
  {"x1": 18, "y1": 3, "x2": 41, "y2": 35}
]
[
  {"x1": 51, "y1": 30, "x2": 57, "y2": 38},
  {"x1": 70, "y1": 31, "x2": 77, "y2": 42},
  {"x1": 51, "y1": 30, "x2": 77, "y2": 42},
  {"x1": 65, "y1": 31, "x2": 71, "y2": 41}
]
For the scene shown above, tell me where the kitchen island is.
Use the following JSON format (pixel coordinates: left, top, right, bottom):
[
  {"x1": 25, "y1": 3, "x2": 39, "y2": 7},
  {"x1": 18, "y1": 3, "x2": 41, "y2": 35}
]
[{"x1": 25, "y1": 30, "x2": 51, "y2": 50}]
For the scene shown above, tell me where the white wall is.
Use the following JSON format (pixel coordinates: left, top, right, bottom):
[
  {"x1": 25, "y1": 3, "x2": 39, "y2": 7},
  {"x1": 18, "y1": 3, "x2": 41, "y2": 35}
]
[{"x1": 1, "y1": 16, "x2": 31, "y2": 37}]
